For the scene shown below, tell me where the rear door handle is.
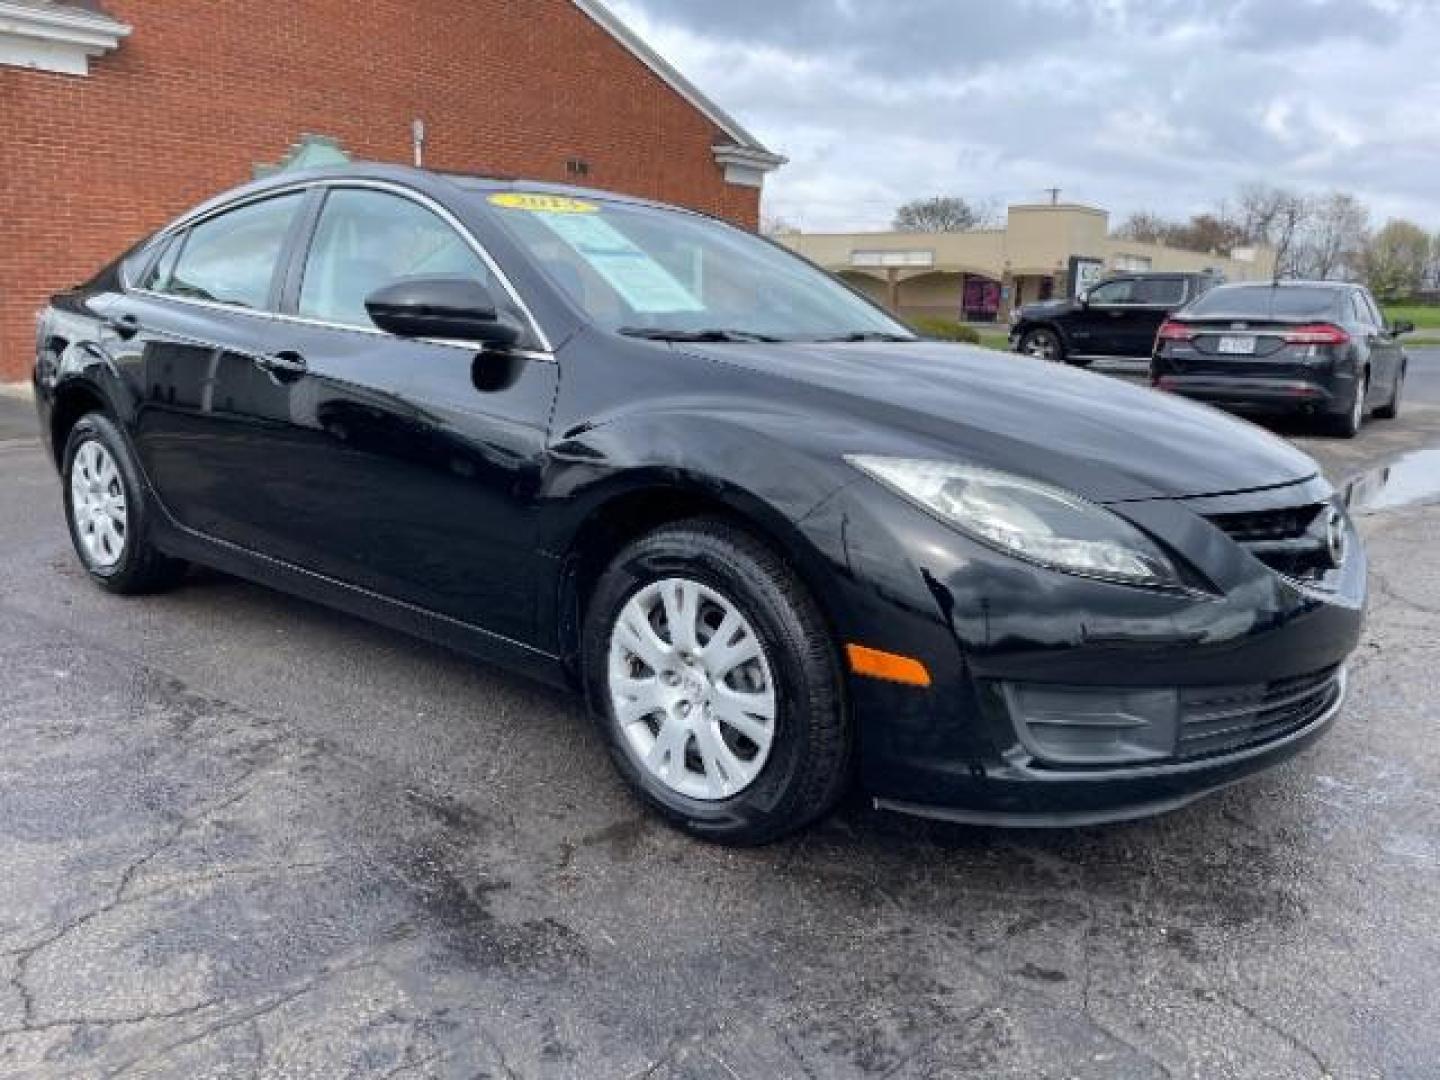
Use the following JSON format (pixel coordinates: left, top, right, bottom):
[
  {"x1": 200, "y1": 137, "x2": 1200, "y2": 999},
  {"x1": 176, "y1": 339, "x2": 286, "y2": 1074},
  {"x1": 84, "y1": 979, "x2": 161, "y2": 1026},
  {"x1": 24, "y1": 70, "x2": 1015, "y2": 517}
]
[
  {"x1": 255, "y1": 350, "x2": 307, "y2": 377},
  {"x1": 104, "y1": 313, "x2": 140, "y2": 339}
]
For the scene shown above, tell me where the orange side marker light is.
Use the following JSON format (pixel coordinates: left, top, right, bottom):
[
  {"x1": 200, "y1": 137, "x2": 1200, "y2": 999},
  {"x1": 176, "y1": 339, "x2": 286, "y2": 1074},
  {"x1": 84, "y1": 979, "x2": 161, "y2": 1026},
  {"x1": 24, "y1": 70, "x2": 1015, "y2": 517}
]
[{"x1": 845, "y1": 644, "x2": 932, "y2": 688}]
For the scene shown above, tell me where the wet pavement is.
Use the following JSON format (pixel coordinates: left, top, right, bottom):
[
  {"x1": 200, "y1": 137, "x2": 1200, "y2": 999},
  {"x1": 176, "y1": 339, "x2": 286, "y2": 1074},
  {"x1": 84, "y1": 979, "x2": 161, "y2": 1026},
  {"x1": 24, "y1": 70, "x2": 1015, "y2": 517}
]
[{"x1": 1, "y1": 354, "x2": 1439, "y2": 1078}]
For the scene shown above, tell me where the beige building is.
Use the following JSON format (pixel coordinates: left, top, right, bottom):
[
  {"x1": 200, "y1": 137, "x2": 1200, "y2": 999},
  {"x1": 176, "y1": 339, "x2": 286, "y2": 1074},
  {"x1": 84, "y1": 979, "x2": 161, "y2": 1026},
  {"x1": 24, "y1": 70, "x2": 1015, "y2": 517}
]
[{"x1": 779, "y1": 203, "x2": 1276, "y2": 324}]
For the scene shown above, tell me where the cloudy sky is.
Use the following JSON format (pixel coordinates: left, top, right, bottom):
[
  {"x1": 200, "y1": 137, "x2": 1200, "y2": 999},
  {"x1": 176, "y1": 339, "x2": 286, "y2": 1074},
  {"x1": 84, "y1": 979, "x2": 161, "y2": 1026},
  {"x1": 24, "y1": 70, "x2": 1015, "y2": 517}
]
[{"x1": 611, "y1": 0, "x2": 1440, "y2": 233}]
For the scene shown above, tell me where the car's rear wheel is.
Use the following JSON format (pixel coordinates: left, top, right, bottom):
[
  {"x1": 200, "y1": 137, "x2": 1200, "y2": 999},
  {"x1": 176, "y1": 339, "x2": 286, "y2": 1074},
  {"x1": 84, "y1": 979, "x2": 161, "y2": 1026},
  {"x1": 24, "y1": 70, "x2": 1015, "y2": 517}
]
[
  {"x1": 62, "y1": 413, "x2": 185, "y2": 593},
  {"x1": 1019, "y1": 327, "x2": 1065, "y2": 364},
  {"x1": 583, "y1": 519, "x2": 850, "y2": 845},
  {"x1": 1328, "y1": 373, "x2": 1368, "y2": 438},
  {"x1": 1374, "y1": 366, "x2": 1404, "y2": 420}
]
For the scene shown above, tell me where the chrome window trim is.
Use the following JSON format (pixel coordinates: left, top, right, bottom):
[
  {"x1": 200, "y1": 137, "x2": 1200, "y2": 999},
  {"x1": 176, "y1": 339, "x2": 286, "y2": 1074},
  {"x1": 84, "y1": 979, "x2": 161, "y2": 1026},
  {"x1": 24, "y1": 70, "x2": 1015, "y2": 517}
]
[{"x1": 123, "y1": 178, "x2": 554, "y2": 355}]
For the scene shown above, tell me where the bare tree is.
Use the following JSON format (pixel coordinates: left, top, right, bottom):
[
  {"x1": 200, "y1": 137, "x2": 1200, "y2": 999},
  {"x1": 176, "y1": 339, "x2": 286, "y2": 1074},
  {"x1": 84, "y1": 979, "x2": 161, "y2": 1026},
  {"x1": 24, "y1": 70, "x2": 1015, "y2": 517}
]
[
  {"x1": 1113, "y1": 211, "x2": 1174, "y2": 245},
  {"x1": 1235, "y1": 183, "x2": 1310, "y2": 276},
  {"x1": 892, "y1": 195, "x2": 980, "y2": 232},
  {"x1": 1297, "y1": 192, "x2": 1369, "y2": 281}
]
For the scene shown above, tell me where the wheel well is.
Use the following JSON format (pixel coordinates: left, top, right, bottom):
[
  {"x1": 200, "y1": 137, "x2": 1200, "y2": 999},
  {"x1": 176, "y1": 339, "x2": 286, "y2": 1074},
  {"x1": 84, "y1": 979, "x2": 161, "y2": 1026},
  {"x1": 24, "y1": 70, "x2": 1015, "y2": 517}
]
[
  {"x1": 48, "y1": 382, "x2": 109, "y2": 467},
  {"x1": 556, "y1": 485, "x2": 833, "y2": 677}
]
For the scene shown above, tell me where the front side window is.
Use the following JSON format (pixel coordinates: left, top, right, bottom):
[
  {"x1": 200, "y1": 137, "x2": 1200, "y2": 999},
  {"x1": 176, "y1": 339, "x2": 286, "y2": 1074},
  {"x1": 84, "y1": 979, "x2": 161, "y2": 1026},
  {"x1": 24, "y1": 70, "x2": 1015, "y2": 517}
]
[
  {"x1": 159, "y1": 193, "x2": 303, "y2": 310},
  {"x1": 483, "y1": 193, "x2": 912, "y2": 341},
  {"x1": 1087, "y1": 279, "x2": 1136, "y2": 305},
  {"x1": 298, "y1": 188, "x2": 501, "y2": 329}
]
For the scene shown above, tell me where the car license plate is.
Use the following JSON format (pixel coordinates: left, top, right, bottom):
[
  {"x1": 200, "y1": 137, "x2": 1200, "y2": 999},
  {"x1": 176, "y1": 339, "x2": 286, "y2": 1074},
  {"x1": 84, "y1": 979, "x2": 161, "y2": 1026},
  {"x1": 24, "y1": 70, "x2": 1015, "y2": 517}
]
[{"x1": 1218, "y1": 335, "x2": 1257, "y2": 355}]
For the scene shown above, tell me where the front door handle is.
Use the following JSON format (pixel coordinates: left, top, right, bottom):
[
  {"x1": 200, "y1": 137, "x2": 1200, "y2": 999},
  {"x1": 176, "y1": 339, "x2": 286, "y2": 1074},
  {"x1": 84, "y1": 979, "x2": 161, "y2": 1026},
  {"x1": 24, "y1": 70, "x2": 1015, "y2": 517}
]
[
  {"x1": 255, "y1": 350, "x2": 307, "y2": 377},
  {"x1": 104, "y1": 313, "x2": 140, "y2": 340}
]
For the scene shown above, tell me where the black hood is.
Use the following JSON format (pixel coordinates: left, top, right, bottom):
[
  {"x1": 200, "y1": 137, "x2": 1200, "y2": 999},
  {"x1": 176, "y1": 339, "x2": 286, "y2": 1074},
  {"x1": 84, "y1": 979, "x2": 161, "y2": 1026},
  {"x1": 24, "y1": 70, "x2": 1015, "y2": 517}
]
[
  {"x1": 1017, "y1": 298, "x2": 1080, "y2": 319},
  {"x1": 685, "y1": 341, "x2": 1318, "y2": 503}
]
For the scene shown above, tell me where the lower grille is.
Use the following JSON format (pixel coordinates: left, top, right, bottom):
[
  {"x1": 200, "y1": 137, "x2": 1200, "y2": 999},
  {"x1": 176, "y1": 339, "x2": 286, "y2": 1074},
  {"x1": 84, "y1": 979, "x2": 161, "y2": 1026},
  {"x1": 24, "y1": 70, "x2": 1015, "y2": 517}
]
[{"x1": 1177, "y1": 665, "x2": 1342, "y2": 760}]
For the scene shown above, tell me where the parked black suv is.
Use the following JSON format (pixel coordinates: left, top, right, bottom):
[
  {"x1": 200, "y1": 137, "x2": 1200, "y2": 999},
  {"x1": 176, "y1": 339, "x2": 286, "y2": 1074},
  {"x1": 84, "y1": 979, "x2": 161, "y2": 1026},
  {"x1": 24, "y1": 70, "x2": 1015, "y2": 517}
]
[{"x1": 1010, "y1": 271, "x2": 1222, "y2": 365}]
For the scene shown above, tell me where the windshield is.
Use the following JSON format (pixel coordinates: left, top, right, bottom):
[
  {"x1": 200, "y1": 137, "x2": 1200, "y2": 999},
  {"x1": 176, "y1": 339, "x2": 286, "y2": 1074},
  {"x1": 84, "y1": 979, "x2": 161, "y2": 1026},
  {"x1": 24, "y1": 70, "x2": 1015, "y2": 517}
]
[
  {"x1": 483, "y1": 192, "x2": 914, "y2": 342},
  {"x1": 1185, "y1": 285, "x2": 1343, "y2": 321}
]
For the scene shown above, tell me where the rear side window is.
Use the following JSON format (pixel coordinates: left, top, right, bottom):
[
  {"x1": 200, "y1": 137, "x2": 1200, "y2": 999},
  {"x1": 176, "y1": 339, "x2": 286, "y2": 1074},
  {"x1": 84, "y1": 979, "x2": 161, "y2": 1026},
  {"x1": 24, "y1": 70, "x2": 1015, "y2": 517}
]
[
  {"x1": 1359, "y1": 291, "x2": 1384, "y2": 327},
  {"x1": 1185, "y1": 286, "x2": 1343, "y2": 320},
  {"x1": 298, "y1": 188, "x2": 502, "y2": 329},
  {"x1": 158, "y1": 192, "x2": 304, "y2": 310},
  {"x1": 1132, "y1": 278, "x2": 1186, "y2": 305}
]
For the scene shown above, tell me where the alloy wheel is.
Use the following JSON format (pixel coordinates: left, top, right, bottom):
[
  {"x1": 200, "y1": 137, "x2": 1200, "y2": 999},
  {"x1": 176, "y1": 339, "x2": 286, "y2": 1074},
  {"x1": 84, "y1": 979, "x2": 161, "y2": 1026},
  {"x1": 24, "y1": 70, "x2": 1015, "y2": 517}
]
[
  {"x1": 607, "y1": 577, "x2": 776, "y2": 801},
  {"x1": 1023, "y1": 331, "x2": 1059, "y2": 362},
  {"x1": 69, "y1": 439, "x2": 127, "y2": 568}
]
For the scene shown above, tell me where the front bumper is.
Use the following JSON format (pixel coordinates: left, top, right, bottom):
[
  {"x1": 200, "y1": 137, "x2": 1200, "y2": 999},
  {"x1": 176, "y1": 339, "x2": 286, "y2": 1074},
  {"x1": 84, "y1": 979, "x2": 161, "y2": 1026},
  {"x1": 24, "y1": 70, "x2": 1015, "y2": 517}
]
[
  {"x1": 798, "y1": 474, "x2": 1366, "y2": 826},
  {"x1": 876, "y1": 666, "x2": 1346, "y2": 826}
]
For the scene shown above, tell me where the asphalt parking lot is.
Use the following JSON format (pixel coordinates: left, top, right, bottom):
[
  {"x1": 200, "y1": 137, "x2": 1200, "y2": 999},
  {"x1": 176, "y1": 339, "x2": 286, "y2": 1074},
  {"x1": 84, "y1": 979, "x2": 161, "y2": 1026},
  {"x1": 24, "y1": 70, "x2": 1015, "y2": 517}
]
[{"x1": 2, "y1": 352, "x2": 1438, "y2": 1079}]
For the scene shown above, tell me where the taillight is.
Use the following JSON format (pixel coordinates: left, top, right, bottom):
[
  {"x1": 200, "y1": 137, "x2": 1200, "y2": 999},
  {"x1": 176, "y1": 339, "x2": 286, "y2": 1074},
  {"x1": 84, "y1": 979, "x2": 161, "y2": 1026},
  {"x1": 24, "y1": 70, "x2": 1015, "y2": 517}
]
[
  {"x1": 1156, "y1": 320, "x2": 1195, "y2": 342},
  {"x1": 1282, "y1": 323, "x2": 1349, "y2": 345}
]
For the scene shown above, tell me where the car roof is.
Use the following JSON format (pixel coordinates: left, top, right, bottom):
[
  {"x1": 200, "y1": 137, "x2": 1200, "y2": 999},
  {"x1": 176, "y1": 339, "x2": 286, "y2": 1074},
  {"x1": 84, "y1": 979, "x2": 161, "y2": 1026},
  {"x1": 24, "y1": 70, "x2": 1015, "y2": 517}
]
[
  {"x1": 1210, "y1": 280, "x2": 1356, "y2": 291},
  {"x1": 165, "y1": 162, "x2": 698, "y2": 234}
]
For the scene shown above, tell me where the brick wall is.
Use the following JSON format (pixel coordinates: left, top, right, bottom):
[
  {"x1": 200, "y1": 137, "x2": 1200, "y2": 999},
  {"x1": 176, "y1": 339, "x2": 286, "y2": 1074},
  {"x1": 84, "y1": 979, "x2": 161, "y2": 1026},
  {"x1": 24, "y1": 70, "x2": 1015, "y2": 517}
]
[{"x1": 0, "y1": 0, "x2": 763, "y2": 380}]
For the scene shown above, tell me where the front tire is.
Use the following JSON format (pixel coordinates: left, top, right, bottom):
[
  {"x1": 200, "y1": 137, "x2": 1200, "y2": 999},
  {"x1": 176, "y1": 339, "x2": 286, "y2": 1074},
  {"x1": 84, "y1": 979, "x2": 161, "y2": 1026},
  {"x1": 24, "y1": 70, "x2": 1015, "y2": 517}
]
[
  {"x1": 1018, "y1": 327, "x2": 1065, "y2": 364},
  {"x1": 583, "y1": 519, "x2": 850, "y2": 845},
  {"x1": 62, "y1": 413, "x2": 186, "y2": 594}
]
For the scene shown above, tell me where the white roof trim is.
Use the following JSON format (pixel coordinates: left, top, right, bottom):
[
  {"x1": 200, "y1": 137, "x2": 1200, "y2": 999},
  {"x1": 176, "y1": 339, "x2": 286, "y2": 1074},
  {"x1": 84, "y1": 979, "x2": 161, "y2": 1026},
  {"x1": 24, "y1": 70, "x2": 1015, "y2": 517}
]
[
  {"x1": 0, "y1": 1, "x2": 130, "y2": 75},
  {"x1": 571, "y1": 0, "x2": 779, "y2": 158}
]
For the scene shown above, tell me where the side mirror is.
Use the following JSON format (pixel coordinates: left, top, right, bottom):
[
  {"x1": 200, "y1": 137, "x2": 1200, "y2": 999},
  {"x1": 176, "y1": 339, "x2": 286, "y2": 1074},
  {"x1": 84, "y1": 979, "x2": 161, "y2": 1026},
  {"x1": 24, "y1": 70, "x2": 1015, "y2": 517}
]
[
  {"x1": 1079, "y1": 292, "x2": 1091, "y2": 308},
  {"x1": 365, "y1": 277, "x2": 521, "y2": 347},
  {"x1": 1391, "y1": 319, "x2": 1415, "y2": 336}
]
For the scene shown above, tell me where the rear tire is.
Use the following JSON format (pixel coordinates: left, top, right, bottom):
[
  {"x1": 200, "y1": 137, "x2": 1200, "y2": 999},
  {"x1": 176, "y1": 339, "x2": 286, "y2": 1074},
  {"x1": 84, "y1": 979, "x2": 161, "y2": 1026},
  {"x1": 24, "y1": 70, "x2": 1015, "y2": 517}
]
[
  {"x1": 1374, "y1": 366, "x2": 1403, "y2": 420},
  {"x1": 62, "y1": 413, "x2": 186, "y2": 594},
  {"x1": 1326, "y1": 373, "x2": 1368, "y2": 438},
  {"x1": 583, "y1": 519, "x2": 850, "y2": 845}
]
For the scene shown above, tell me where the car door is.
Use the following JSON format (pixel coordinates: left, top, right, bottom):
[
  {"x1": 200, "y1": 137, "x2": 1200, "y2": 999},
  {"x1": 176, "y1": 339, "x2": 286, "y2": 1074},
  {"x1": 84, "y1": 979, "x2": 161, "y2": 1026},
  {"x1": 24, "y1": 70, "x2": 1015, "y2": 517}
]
[
  {"x1": 1127, "y1": 276, "x2": 1189, "y2": 356},
  {"x1": 109, "y1": 190, "x2": 309, "y2": 539},
  {"x1": 1357, "y1": 289, "x2": 1401, "y2": 404},
  {"x1": 1070, "y1": 277, "x2": 1136, "y2": 356},
  {"x1": 204, "y1": 183, "x2": 559, "y2": 642}
]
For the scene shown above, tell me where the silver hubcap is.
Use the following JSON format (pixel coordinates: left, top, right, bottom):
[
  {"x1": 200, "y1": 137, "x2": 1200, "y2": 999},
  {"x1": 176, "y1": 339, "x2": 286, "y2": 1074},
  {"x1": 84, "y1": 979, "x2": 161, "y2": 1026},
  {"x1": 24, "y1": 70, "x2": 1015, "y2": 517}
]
[
  {"x1": 607, "y1": 578, "x2": 776, "y2": 801},
  {"x1": 1024, "y1": 333, "x2": 1058, "y2": 361},
  {"x1": 69, "y1": 440, "x2": 127, "y2": 568},
  {"x1": 1352, "y1": 379, "x2": 1366, "y2": 428}
]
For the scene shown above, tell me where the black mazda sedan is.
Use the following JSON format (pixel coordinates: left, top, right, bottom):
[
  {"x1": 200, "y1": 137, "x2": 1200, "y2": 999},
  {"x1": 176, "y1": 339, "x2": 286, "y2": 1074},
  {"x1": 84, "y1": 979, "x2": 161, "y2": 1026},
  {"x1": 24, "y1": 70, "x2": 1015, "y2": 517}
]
[{"x1": 34, "y1": 166, "x2": 1365, "y2": 843}]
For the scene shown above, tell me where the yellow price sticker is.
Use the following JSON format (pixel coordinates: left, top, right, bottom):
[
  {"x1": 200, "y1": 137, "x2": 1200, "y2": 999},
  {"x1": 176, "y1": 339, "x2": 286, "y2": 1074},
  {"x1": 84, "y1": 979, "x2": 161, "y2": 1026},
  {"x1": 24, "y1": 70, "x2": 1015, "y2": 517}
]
[{"x1": 489, "y1": 192, "x2": 598, "y2": 214}]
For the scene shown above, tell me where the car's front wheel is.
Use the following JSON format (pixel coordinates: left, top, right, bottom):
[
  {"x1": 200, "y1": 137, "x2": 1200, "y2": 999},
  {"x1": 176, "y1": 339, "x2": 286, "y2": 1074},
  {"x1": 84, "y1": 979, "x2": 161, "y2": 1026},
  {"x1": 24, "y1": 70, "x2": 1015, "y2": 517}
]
[
  {"x1": 62, "y1": 412, "x2": 185, "y2": 593},
  {"x1": 1018, "y1": 327, "x2": 1065, "y2": 364},
  {"x1": 583, "y1": 519, "x2": 850, "y2": 845}
]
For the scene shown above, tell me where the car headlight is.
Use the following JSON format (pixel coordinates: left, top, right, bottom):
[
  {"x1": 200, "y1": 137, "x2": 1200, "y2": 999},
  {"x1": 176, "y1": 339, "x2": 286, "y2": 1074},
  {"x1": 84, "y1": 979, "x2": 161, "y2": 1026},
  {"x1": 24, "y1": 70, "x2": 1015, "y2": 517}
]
[{"x1": 846, "y1": 455, "x2": 1182, "y2": 588}]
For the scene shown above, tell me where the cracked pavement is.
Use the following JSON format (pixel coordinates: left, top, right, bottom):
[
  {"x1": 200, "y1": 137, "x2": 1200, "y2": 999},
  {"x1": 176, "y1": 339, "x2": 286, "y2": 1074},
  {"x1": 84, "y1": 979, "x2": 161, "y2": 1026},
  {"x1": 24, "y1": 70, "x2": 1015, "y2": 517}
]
[{"x1": 1, "y1": 355, "x2": 1438, "y2": 1079}]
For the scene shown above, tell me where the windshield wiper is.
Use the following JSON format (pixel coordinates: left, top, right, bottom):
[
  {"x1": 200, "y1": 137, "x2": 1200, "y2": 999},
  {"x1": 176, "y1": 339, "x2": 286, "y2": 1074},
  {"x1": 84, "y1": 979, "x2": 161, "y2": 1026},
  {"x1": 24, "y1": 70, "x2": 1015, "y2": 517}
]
[
  {"x1": 806, "y1": 331, "x2": 916, "y2": 343},
  {"x1": 618, "y1": 327, "x2": 783, "y2": 343}
]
